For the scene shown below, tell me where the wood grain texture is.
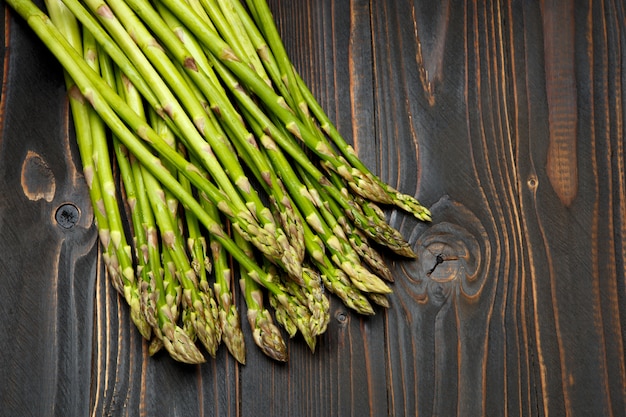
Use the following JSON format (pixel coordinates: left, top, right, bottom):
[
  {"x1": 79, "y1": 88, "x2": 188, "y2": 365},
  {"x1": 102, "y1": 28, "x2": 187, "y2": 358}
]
[
  {"x1": 0, "y1": 6, "x2": 97, "y2": 415},
  {"x1": 1, "y1": 0, "x2": 625, "y2": 416},
  {"x1": 542, "y1": 0, "x2": 579, "y2": 207}
]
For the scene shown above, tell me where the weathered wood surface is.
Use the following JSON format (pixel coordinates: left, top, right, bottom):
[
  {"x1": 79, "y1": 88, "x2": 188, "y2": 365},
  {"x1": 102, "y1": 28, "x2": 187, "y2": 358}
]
[{"x1": 1, "y1": 0, "x2": 625, "y2": 416}]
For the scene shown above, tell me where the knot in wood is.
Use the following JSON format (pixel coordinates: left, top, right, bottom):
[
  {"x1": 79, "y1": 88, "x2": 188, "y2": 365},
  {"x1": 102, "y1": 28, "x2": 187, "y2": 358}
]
[
  {"x1": 402, "y1": 196, "x2": 488, "y2": 305},
  {"x1": 417, "y1": 222, "x2": 472, "y2": 284},
  {"x1": 55, "y1": 203, "x2": 80, "y2": 229},
  {"x1": 335, "y1": 310, "x2": 349, "y2": 327}
]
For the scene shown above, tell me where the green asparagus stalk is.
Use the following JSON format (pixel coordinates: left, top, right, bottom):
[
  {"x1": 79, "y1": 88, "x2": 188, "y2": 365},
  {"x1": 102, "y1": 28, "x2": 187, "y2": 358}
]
[
  {"x1": 110, "y1": 50, "x2": 210, "y2": 363},
  {"x1": 233, "y1": 231, "x2": 288, "y2": 362},
  {"x1": 101, "y1": 48, "x2": 176, "y2": 341},
  {"x1": 367, "y1": 292, "x2": 391, "y2": 309},
  {"x1": 300, "y1": 217, "x2": 375, "y2": 315},
  {"x1": 185, "y1": 35, "x2": 413, "y2": 258},
  {"x1": 242, "y1": 0, "x2": 325, "y2": 161},
  {"x1": 201, "y1": 192, "x2": 246, "y2": 364},
  {"x1": 46, "y1": 2, "x2": 120, "y2": 298},
  {"x1": 247, "y1": 0, "x2": 431, "y2": 221},
  {"x1": 124, "y1": 63, "x2": 226, "y2": 361},
  {"x1": 128, "y1": 148, "x2": 164, "y2": 332},
  {"x1": 85, "y1": 0, "x2": 281, "y2": 242},
  {"x1": 143, "y1": 171, "x2": 208, "y2": 362},
  {"x1": 45, "y1": 0, "x2": 152, "y2": 340},
  {"x1": 152, "y1": 121, "x2": 223, "y2": 359},
  {"x1": 242, "y1": 112, "x2": 393, "y2": 295},
  {"x1": 283, "y1": 267, "x2": 329, "y2": 337},
  {"x1": 195, "y1": 0, "x2": 249, "y2": 74},
  {"x1": 205, "y1": 0, "x2": 271, "y2": 86},
  {"x1": 108, "y1": 68, "x2": 172, "y2": 339},
  {"x1": 6, "y1": 0, "x2": 436, "y2": 364},
  {"x1": 318, "y1": 259, "x2": 375, "y2": 316},
  {"x1": 111, "y1": 109, "x2": 158, "y2": 328},
  {"x1": 158, "y1": 0, "x2": 387, "y2": 204},
  {"x1": 300, "y1": 167, "x2": 393, "y2": 281},
  {"x1": 119, "y1": 8, "x2": 285, "y2": 260},
  {"x1": 55, "y1": 0, "x2": 163, "y2": 114},
  {"x1": 10, "y1": 0, "x2": 307, "y2": 330},
  {"x1": 57, "y1": 0, "x2": 286, "y2": 266},
  {"x1": 175, "y1": 0, "x2": 430, "y2": 221},
  {"x1": 266, "y1": 264, "x2": 317, "y2": 351},
  {"x1": 111, "y1": 74, "x2": 177, "y2": 348},
  {"x1": 150, "y1": 0, "x2": 305, "y2": 277},
  {"x1": 101, "y1": 0, "x2": 263, "y2": 217},
  {"x1": 175, "y1": 144, "x2": 222, "y2": 356},
  {"x1": 325, "y1": 168, "x2": 417, "y2": 258},
  {"x1": 293, "y1": 69, "x2": 432, "y2": 221},
  {"x1": 228, "y1": 0, "x2": 294, "y2": 105}
]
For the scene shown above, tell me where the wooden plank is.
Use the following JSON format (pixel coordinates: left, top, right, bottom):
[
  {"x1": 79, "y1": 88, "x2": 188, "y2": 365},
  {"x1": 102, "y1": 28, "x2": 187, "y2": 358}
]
[
  {"x1": 0, "y1": 0, "x2": 625, "y2": 416},
  {"x1": 0, "y1": 6, "x2": 97, "y2": 415},
  {"x1": 369, "y1": 0, "x2": 626, "y2": 416}
]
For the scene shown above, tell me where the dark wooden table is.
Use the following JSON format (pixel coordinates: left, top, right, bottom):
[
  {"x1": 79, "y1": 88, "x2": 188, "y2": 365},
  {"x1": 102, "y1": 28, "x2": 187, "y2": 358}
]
[{"x1": 1, "y1": 0, "x2": 625, "y2": 416}]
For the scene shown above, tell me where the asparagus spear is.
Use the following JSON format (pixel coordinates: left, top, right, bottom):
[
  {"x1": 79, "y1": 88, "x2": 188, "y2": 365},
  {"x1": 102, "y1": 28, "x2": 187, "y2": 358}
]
[
  {"x1": 201, "y1": 191, "x2": 246, "y2": 364},
  {"x1": 228, "y1": 0, "x2": 295, "y2": 108},
  {"x1": 174, "y1": 144, "x2": 222, "y2": 356},
  {"x1": 60, "y1": 0, "x2": 286, "y2": 265},
  {"x1": 108, "y1": 47, "x2": 212, "y2": 362},
  {"x1": 293, "y1": 69, "x2": 432, "y2": 221},
  {"x1": 10, "y1": 0, "x2": 306, "y2": 327},
  {"x1": 319, "y1": 262, "x2": 375, "y2": 316},
  {"x1": 101, "y1": 0, "x2": 271, "y2": 228},
  {"x1": 111, "y1": 107, "x2": 158, "y2": 328},
  {"x1": 157, "y1": 0, "x2": 389, "y2": 205},
  {"x1": 266, "y1": 264, "x2": 317, "y2": 351},
  {"x1": 233, "y1": 231, "x2": 288, "y2": 362},
  {"x1": 243, "y1": 113, "x2": 393, "y2": 295},
  {"x1": 124, "y1": 62, "x2": 226, "y2": 360},
  {"x1": 7, "y1": 0, "x2": 436, "y2": 364},
  {"x1": 204, "y1": 0, "x2": 430, "y2": 222},
  {"x1": 46, "y1": 0, "x2": 152, "y2": 340},
  {"x1": 367, "y1": 292, "x2": 391, "y2": 309},
  {"x1": 206, "y1": 0, "x2": 272, "y2": 86},
  {"x1": 283, "y1": 267, "x2": 330, "y2": 337},
  {"x1": 150, "y1": 0, "x2": 305, "y2": 277},
  {"x1": 46, "y1": 4, "x2": 119, "y2": 296},
  {"x1": 300, "y1": 167, "x2": 393, "y2": 281},
  {"x1": 152, "y1": 2, "x2": 405, "y2": 257},
  {"x1": 219, "y1": 0, "x2": 267, "y2": 69},
  {"x1": 247, "y1": 0, "x2": 431, "y2": 221},
  {"x1": 225, "y1": 125, "x2": 367, "y2": 321},
  {"x1": 188, "y1": 41, "x2": 414, "y2": 257},
  {"x1": 300, "y1": 218, "x2": 375, "y2": 315}
]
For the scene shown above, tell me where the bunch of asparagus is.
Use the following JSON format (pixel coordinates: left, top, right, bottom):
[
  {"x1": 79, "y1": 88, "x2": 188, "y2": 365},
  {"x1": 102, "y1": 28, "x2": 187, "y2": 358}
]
[{"x1": 7, "y1": 0, "x2": 431, "y2": 364}]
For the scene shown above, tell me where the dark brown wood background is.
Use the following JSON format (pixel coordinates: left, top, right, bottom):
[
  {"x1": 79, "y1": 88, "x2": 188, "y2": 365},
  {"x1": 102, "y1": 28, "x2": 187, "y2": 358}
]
[{"x1": 1, "y1": 0, "x2": 625, "y2": 416}]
